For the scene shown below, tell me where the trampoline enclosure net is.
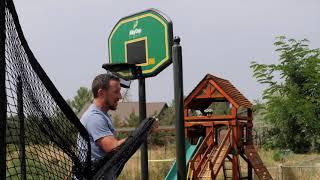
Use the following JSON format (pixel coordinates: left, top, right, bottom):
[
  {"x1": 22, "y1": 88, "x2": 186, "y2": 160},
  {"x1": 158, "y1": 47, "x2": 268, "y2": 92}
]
[
  {"x1": 2, "y1": 0, "x2": 91, "y2": 179},
  {"x1": 1, "y1": 0, "x2": 157, "y2": 179}
]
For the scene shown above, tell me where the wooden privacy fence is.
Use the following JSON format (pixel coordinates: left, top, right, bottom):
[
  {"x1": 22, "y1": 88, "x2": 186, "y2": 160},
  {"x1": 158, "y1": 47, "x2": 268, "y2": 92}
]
[{"x1": 253, "y1": 165, "x2": 320, "y2": 180}]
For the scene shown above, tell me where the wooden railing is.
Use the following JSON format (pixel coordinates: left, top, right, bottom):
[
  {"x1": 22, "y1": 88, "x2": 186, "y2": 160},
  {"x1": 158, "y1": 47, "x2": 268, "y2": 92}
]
[
  {"x1": 198, "y1": 128, "x2": 231, "y2": 178},
  {"x1": 188, "y1": 130, "x2": 214, "y2": 178},
  {"x1": 210, "y1": 128, "x2": 231, "y2": 175}
]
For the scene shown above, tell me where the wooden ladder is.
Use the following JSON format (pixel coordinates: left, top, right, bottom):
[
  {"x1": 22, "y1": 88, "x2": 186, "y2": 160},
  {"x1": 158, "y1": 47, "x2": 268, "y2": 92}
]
[
  {"x1": 188, "y1": 130, "x2": 216, "y2": 179},
  {"x1": 244, "y1": 145, "x2": 273, "y2": 180},
  {"x1": 198, "y1": 128, "x2": 232, "y2": 179}
]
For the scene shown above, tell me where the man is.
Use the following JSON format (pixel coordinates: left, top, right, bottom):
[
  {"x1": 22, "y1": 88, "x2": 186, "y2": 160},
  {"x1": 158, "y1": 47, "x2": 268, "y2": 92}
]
[
  {"x1": 79, "y1": 74, "x2": 125, "y2": 162},
  {"x1": 77, "y1": 73, "x2": 158, "y2": 179}
]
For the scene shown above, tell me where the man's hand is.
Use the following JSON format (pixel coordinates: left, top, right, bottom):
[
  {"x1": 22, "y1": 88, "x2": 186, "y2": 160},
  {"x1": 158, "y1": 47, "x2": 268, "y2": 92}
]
[{"x1": 150, "y1": 117, "x2": 160, "y2": 133}]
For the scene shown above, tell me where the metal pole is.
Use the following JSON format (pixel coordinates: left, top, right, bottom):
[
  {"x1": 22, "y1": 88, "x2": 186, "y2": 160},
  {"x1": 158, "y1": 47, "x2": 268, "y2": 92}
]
[
  {"x1": 139, "y1": 78, "x2": 148, "y2": 180},
  {"x1": 172, "y1": 36, "x2": 186, "y2": 180},
  {"x1": 0, "y1": 0, "x2": 7, "y2": 178},
  {"x1": 17, "y1": 76, "x2": 26, "y2": 180}
]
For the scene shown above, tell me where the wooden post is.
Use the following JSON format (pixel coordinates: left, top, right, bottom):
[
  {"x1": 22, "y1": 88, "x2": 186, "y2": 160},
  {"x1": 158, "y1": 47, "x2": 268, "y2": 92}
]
[
  {"x1": 247, "y1": 108, "x2": 253, "y2": 180},
  {"x1": 278, "y1": 164, "x2": 283, "y2": 180},
  {"x1": 184, "y1": 109, "x2": 188, "y2": 117},
  {"x1": 231, "y1": 119, "x2": 241, "y2": 180},
  {"x1": 247, "y1": 108, "x2": 253, "y2": 144}
]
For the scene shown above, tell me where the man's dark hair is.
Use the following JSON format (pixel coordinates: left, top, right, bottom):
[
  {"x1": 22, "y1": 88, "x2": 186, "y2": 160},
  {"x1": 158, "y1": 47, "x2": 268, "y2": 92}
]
[{"x1": 92, "y1": 74, "x2": 120, "y2": 98}]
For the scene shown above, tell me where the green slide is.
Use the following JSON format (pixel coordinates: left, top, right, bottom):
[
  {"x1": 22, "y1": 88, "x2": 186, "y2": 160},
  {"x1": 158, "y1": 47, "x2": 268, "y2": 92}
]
[{"x1": 165, "y1": 137, "x2": 203, "y2": 180}]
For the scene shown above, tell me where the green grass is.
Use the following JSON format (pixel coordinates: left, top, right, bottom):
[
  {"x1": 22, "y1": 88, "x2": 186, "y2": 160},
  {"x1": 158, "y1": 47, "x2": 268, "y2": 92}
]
[
  {"x1": 118, "y1": 145, "x2": 176, "y2": 180},
  {"x1": 6, "y1": 144, "x2": 72, "y2": 179},
  {"x1": 119, "y1": 145, "x2": 320, "y2": 180},
  {"x1": 6, "y1": 144, "x2": 320, "y2": 179},
  {"x1": 256, "y1": 148, "x2": 320, "y2": 166}
]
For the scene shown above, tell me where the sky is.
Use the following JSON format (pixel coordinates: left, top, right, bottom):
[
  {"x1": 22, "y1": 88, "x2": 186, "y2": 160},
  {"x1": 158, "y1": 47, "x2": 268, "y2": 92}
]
[{"x1": 13, "y1": 0, "x2": 320, "y2": 104}]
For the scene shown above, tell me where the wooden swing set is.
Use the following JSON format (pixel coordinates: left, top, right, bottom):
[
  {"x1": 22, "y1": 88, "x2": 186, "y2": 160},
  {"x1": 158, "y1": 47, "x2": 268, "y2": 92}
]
[{"x1": 184, "y1": 74, "x2": 272, "y2": 180}]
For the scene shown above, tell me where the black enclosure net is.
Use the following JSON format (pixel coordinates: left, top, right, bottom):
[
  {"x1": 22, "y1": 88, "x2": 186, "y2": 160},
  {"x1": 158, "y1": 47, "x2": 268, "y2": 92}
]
[
  {"x1": 1, "y1": 0, "x2": 157, "y2": 179},
  {"x1": 2, "y1": 0, "x2": 91, "y2": 179},
  {"x1": 92, "y1": 117, "x2": 155, "y2": 180}
]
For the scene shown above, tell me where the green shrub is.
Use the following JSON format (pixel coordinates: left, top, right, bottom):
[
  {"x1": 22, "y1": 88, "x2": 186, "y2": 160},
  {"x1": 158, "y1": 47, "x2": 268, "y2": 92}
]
[{"x1": 272, "y1": 150, "x2": 284, "y2": 162}]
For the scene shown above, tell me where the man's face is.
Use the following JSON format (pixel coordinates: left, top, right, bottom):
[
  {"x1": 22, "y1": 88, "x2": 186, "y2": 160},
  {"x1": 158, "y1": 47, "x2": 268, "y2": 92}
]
[{"x1": 101, "y1": 80, "x2": 122, "y2": 110}]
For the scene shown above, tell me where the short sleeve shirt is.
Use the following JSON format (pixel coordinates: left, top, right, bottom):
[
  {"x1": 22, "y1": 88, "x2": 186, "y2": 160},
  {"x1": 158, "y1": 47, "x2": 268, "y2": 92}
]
[{"x1": 79, "y1": 104, "x2": 115, "y2": 161}]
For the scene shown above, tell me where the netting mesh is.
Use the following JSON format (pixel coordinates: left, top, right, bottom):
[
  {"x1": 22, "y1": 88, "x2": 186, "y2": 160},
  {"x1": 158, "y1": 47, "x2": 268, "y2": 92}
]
[
  {"x1": 1, "y1": 0, "x2": 157, "y2": 179},
  {"x1": 3, "y1": 0, "x2": 91, "y2": 179},
  {"x1": 92, "y1": 117, "x2": 155, "y2": 179}
]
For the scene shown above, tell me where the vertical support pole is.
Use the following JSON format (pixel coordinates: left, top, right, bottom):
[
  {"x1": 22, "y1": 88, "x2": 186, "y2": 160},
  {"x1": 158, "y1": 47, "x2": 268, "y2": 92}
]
[
  {"x1": 17, "y1": 76, "x2": 26, "y2": 180},
  {"x1": 247, "y1": 108, "x2": 253, "y2": 144},
  {"x1": 247, "y1": 108, "x2": 253, "y2": 180},
  {"x1": 172, "y1": 36, "x2": 186, "y2": 180},
  {"x1": 138, "y1": 78, "x2": 148, "y2": 180},
  {"x1": 231, "y1": 107, "x2": 240, "y2": 179},
  {"x1": 184, "y1": 109, "x2": 188, "y2": 117},
  {"x1": 248, "y1": 156, "x2": 252, "y2": 180},
  {"x1": 214, "y1": 125, "x2": 219, "y2": 144},
  {"x1": 231, "y1": 120, "x2": 240, "y2": 180},
  {"x1": 0, "y1": 0, "x2": 7, "y2": 178}
]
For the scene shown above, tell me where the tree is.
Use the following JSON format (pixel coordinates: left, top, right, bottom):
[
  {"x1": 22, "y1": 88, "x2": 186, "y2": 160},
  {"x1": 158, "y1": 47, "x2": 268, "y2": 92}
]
[
  {"x1": 250, "y1": 36, "x2": 320, "y2": 152},
  {"x1": 71, "y1": 87, "x2": 93, "y2": 114},
  {"x1": 125, "y1": 112, "x2": 140, "y2": 127},
  {"x1": 158, "y1": 105, "x2": 175, "y2": 126},
  {"x1": 208, "y1": 102, "x2": 231, "y2": 115},
  {"x1": 251, "y1": 100, "x2": 273, "y2": 146},
  {"x1": 120, "y1": 89, "x2": 131, "y2": 102}
]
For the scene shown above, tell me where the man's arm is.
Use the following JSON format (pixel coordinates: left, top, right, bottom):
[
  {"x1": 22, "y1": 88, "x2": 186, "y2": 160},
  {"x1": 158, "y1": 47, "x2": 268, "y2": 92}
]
[
  {"x1": 86, "y1": 114, "x2": 126, "y2": 153},
  {"x1": 97, "y1": 136, "x2": 126, "y2": 153},
  {"x1": 96, "y1": 118, "x2": 158, "y2": 153}
]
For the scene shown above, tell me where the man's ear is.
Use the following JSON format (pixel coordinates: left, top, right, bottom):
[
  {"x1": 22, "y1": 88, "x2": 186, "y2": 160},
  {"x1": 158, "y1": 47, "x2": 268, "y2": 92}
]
[{"x1": 97, "y1": 88, "x2": 104, "y2": 97}]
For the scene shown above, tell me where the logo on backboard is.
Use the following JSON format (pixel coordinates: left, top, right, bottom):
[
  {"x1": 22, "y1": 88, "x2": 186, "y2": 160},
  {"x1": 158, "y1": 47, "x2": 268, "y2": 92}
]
[{"x1": 129, "y1": 20, "x2": 142, "y2": 36}]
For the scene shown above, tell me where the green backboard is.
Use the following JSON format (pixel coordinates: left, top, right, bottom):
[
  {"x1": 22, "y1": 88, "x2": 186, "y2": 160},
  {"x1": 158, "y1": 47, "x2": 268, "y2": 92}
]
[{"x1": 108, "y1": 9, "x2": 173, "y2": 79}]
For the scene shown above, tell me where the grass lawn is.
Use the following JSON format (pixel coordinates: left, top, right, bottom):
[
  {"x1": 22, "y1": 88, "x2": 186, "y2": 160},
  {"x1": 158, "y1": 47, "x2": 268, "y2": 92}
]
[
  {"x1": 119, "y1": 145, "x2": 320, "y2": 180},
  {"x1": 6, "y1": 144, "x2": 320, "y2": 179}
]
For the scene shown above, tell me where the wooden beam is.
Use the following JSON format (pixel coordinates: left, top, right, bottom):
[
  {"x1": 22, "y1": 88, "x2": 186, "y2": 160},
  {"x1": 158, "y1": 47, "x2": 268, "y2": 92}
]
[
  {"x1": 185, "y1": 120, "x2": 239, "y2": 127},
  {"x1": 185, "y1": 115, "x2": 236, "y2": 121},
  {"x1": 117, "y1": 125, "x2": 175, "y2": 133},
  {"x1": 232, "y1": 106, "x2": 237, "y2": 116},
  {"x1": 236, "y1": 116, "x2": 253, "y2": 120},
  {"x1": 184, "y1": 79, "x2": 208, "y2": 108},
  {"x1": 209, "y1": 79, "x2": 240, "y2": 108}
]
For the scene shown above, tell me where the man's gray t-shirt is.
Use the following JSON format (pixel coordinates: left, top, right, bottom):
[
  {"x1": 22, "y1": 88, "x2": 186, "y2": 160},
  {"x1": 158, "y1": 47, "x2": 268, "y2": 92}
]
[{"x1": 79, "y1": 104, "x2": 115, "y2": 161}]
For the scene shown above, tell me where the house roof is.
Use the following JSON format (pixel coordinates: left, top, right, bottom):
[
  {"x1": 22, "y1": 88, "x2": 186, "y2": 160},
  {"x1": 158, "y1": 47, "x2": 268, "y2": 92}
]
[
  {"x1": 108, "y1": 102, "x2": 168, "y2": 121},
  {"x1": 78, "y1": 102, "x2": 168, "y2": 123},
  {"x1": 185, "y1": 74, "x2": 252, "y2": 109}
]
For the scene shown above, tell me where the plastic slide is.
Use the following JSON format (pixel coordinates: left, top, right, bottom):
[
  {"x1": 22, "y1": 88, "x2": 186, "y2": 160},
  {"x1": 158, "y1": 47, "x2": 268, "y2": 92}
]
[{"x1": 165, "y1": 137, "x2": 203, "y2": 180}]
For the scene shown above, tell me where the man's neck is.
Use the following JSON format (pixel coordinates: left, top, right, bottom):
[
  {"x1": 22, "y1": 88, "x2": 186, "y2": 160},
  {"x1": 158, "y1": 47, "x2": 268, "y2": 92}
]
[{"x1": 93, "y1": 99, "x2": 109, "y2": 113}]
